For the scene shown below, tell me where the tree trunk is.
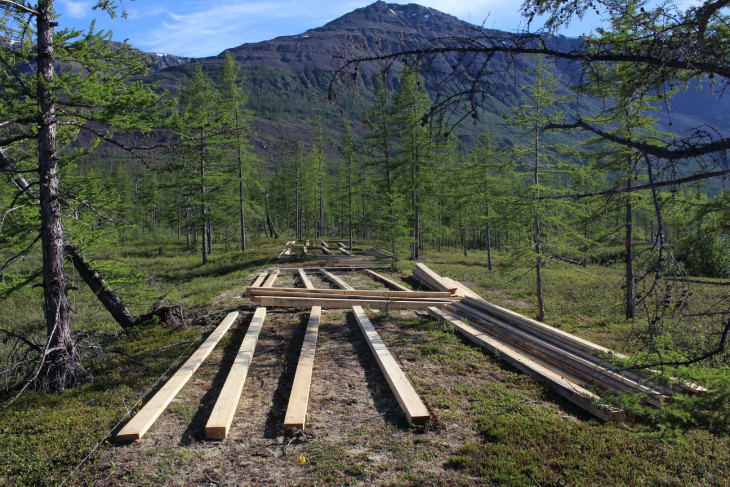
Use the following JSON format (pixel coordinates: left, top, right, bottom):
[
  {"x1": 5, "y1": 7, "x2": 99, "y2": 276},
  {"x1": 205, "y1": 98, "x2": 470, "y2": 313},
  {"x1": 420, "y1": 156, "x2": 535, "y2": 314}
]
[
  {"x1": 200, "y1": 129, "x2": 208, "y2": 265},
  {"x1": 237, "y1": 109, "x2": 248, "y2": 250},
  {"x1": 36, "y1": 0, "x2": 85, "y2": 392},
  {"x1": 265, "y1": 193, "x2": 279, "y2": 238},
  {"x1": 625, "y1": 176, "x2": 635, "y2": 319},
  {"x1": 65, "y1": 244, "x2": 137, "y2": 329}
]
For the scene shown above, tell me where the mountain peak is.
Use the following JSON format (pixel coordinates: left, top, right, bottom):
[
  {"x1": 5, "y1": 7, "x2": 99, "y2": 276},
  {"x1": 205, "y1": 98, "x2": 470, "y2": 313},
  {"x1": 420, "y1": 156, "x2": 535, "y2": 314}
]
[{"x1": 323, "y1": 1, "x2": 463, "y2": 33}]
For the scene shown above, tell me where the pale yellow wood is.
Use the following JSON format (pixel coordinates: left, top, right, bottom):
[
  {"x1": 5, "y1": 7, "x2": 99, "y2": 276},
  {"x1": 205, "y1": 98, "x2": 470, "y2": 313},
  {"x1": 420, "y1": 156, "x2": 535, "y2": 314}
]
[
  {"x1": 364, "y1": 269, "x2": 411, "y2": 292},
  {"x1": 428, "y1": 307, "x2": 624, "y2": 422},
  {"x1": 297, "y1": 269, "x2": 315, "y2": 289},
  {"x1": 250, "y1": 271, "x2": 268, "y2": 288},
  {"x1": 116, "y1": 312, "x2": 240, "y2": 442},
  {"x1": 253, "y1": 295, "x2": 450, "y2": 310},
  {"x1": 247, "y1": 287, "x2": 452, "y2": 299},
  {"x1": 262, "y1": 269, "x2": 280, "y2": 288},
  {"x1": 461, "y1": 297, "x2": 617, "y2": 357},
  {"x1": 319, "y1": 269, "x2": 354, "y2": 290},
  {"x1": 352, "y1": 306, "x2": 430, "y2": 425},
  {"x1": 321, "y1": 247, "x2": 333, "y2": 255},
  {"x1": 339, "y1": 249, "x2": 353, "y2": 255},
  {"x1": 451, "y1": 302, "x2": 666, "y2": 406},
  {"x1": 205, "y1": 307, "x2": 267, "y2": 440},
  {"x1": 283, "y1": 306, "x2": 321, "y2": 430}
]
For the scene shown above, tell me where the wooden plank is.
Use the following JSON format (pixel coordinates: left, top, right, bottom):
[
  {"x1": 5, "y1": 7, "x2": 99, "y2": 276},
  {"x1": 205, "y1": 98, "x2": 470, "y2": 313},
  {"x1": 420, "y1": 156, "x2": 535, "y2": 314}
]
[
  {"x1": 364, "y1": 269, "x2": 410, "y2": 291},
  {"x1": 319, "y1": 269, "x2": 354, "y2": 290},
  {"x1": 297, "y1": 268, "x2": 315, "y2": 289},
  {"x1": 205, "y1": 308, "x2": 266, "y2": 440},
  {"x1": 253, "y1": 295, "x2": 450, "y2": 310},
  {"x1": 283, "y1": 306, "x2": 322, "y2": 430},
  {"x1": 247, "y1": 287, "x2": 452, "y2": 299},
  {"x1": 462, "y1": 297, "x2": 618, "y2": 358},
  {"x1": 262, "y1": 269, "x2": 280, "y2": 288},
  {"x1": 352, "y1": 306, "x2": 430, "y2": 426},
  {"x1": 251, "y1": 271, "x2": 268, "y2": 288},
  {"x1": 116, "y1": 312, "x2": 240, "y2": 442},
  {"x1": 450, "y1": 302, "x2": 666, "y2": 406},
  {"x1": 321, "y1": 246, "x2": 333, "y2": 255},
  {"x1": 339, "y1": 249, "x2": 353, "y2": 256},
  {"x1": 428, "y1": 307, "x2": 623, "y2": 422}
]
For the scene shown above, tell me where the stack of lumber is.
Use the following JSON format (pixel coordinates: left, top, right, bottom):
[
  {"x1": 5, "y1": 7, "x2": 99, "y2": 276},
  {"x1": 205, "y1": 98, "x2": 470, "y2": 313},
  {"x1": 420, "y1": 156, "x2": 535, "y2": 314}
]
[
  {"x1": 412, "y1": 263, "x2": 479, "y2": 298},
  {"x1": 245, "y1": 286, "x2": 456, "y2": 310},
  {"x1": 417, "y1": 264, "x2": 686, "y2": 421},
  {"x1": 443, "y1": 299, "x2": 668, "y2": 409}
]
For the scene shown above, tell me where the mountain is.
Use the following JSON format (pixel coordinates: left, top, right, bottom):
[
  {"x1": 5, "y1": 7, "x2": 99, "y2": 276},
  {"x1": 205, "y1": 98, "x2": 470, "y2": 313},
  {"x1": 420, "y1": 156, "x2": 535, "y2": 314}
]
[{"x1": 145, "y1": 1, "x2": 729, "y2": 159}]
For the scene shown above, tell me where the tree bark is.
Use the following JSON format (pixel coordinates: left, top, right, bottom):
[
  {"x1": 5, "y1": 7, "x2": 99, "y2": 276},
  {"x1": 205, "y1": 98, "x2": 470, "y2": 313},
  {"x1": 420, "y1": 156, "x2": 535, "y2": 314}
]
[
  {"x1": 236, "y1": 109, "x2": 248, "y2": 250},
  {"x1": 200, "y1": 128, "x2": 208, "y2": 264},
  {"x1": 625, "y1": 176, "x2": 635, "y2": 319},
  {"x1": 65, "y1": 244, "x2": 137, "y2": 329},
  {"x1": 36, "y1": 0, "x2": 85, "y2": 392}
]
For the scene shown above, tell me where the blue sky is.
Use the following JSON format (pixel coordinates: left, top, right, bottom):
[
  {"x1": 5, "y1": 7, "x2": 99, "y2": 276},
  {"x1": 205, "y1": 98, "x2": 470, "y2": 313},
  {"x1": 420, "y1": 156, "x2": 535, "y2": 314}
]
[{"x1": 54, "y1": 0, "x2": 607, "y2": 57}]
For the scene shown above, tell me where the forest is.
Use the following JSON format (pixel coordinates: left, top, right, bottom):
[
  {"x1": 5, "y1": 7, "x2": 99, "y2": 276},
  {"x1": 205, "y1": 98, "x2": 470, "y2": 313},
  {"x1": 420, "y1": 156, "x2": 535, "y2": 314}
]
[{"x1": 1, "y1": 0, "x2": 730, "y2": 485}]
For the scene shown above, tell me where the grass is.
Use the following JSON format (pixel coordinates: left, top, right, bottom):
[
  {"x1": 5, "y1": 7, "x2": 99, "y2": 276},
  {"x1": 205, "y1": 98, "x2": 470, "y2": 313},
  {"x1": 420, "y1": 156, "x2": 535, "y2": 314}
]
[{"x1": 0, "y1": 238, "x2": 728, "y2": 486}]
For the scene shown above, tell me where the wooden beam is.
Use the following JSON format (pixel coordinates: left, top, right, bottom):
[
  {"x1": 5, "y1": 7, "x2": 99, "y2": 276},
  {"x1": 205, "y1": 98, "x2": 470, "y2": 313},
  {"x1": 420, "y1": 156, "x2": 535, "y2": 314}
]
[
  {"x1": 321, "y1": 246, "x2": 333, "y2": 255},
  {"x1": 297, "y1": 269, "x2": 315, "y2": 289},
  {"x1": 450, "y1": 302, "x2": 666, "y2": 406},
  {"x1": 206, "y1": 308, "x2": 267, "y2": 440},
  {"x1": 247, "y1": 287, "x2": 452, "y2": 299},
  {"x1": 319, "y1": 269, "x2": 354, "y2": 290},
  {"x1": 250, "y1": 271, "x2": 268, "y2": 288},
  {"x1": 352, "y1": 306, "x2": 430, "y2": 426},
  {"x1": 428, "y1": 307, "x2": 623, "y2": 422},
  {"x1": 364, "y1": 269, "x2": 410, "y2": 291},
  {"x1": 283, "y1": 306, "x2": 321, "y2": 430},
  {"x1": 339, "y1": 249, "x2": 353, "y2": 256},
  {"x1": 252, "y1": 295, "x2": 450, "y2": 310},
  {"x1": 461, "y1": 297, "x2": 618, "y2": 359},
  {"x1": 262, "y1": 269, "x2": 280, "y2": 288},
  {"x1": 116, "y1": 312, "x2": 240, "y2": 442}
]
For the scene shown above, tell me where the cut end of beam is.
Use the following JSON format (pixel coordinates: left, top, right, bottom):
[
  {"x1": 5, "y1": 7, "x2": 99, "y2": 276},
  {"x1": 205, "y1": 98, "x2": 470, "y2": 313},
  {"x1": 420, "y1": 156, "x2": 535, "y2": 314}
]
[
  {"x1": 204, "y1": 425, "x2": 228, "y2": 441},
  {"x1": 114, "y1": 431, "x2": 141, "y2": 443}
]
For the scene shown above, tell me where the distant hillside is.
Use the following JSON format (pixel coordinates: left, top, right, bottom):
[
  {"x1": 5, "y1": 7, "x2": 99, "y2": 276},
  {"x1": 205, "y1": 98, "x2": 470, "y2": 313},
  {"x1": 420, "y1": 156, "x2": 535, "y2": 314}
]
[{"x1": 144, "y1": 1, "x2": 730, "y2": 161}]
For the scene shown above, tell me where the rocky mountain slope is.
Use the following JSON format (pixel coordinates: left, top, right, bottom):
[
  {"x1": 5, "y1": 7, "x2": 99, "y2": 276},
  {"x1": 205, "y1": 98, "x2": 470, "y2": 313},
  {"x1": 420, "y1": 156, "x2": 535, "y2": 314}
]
[{"x1": 146, "y1": 1, "x2": 729, "y2": 159}]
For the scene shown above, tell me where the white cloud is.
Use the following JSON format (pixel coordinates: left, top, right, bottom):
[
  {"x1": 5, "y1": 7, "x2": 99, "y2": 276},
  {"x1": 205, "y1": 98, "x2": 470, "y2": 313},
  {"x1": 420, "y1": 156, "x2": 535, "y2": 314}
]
[
  {"x1": 59, "y1": 0, "x2": 92, "y2": 19},
  {"x1": 138, "y1": 0, "x2": 361, "y2": 56}
]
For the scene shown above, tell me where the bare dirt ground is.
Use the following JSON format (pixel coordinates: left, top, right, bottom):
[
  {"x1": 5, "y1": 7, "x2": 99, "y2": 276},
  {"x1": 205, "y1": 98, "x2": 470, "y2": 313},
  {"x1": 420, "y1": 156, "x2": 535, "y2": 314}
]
[{"x1": 90, "y1": 269, "x2": 578, "y2": 486}]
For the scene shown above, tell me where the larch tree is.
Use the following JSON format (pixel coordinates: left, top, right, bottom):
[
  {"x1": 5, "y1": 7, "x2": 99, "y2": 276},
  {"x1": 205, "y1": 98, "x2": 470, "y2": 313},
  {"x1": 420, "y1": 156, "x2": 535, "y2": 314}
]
[
  {"x1": 220, "y1": 51, "x2": 255, "y2": 251},
  {"x1": 0, "y1": 0, "x2": 165, "y2": 392}
]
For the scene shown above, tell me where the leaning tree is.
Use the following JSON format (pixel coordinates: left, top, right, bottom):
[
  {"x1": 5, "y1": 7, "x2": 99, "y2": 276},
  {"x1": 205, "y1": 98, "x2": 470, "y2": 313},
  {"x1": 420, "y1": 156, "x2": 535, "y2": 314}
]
[{"x1": 0, "y1": 0, "x2": 166, "y2": 393}]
